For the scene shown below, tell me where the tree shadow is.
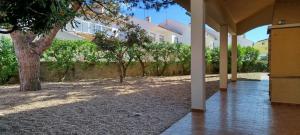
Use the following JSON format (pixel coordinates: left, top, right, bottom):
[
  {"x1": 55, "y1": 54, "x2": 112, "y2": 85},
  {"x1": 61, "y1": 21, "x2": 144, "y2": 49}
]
[
  {"x1": 0, "y1": 78, "x2": 187, "y2": 134},
  {"x1": 0, "y1": 76, "x2": 222, "y2": 134}
]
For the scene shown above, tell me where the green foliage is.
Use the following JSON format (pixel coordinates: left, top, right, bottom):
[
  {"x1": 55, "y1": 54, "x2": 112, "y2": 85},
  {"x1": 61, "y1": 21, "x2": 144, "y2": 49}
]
[
  {"x1": 174, "y1": 44, "x2": 191, "y2": 75},
  {"x1": 0, "y1": 37, "x2": 18, "y2": 84},
  {"x1": 206, "y1": 45, "x2": 266, "y2": 73},
  {"x1": 148, "y1": 43, "x2": 176, "y2": 76},
  {"x1": 94, "y1": 22, "x2": 152, "y2": 82},
  {"x1": 206, "y1": 47, "x2": 220, "y2": 73},
  {"x1": 238, "y1": 46, "x2": 260, "y2": 72},
  {"x1": 125, "y1": 23, "x2": 152, "y2": 76},
  {"x1": 42, "y1": 39, "x2": 99, "y2": 81},
  {"x1": 0, "y1": 35, "x2": 267, "y2": 84},
  {"x1": 0, "y1": 0, "x2": 173, "y2": 34},
  {"x1": 0, "y1": 0, "x2": 77, "y2": 34},
  {"x1": 94, "y1": 31, "x2": 128, "y2": 62},
  {"x1": 94, "y1": 31, "x2": 131, "y2": 83}
]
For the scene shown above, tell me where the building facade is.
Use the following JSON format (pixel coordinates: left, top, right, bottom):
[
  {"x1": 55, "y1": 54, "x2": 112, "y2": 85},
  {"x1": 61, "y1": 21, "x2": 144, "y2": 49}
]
[
  {"x1": 57, "y1": 17, "x2": 254, "y2": 48},
  {"x1": 57, "y1": 17, "x2": 183, "y2": 44},
  {"x1": 159, "y1": 19, "x2": 254, "y2": 48}
]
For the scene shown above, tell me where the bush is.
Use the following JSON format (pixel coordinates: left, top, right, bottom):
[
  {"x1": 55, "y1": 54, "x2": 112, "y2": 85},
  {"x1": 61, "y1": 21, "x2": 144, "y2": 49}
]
[
  {"x1": 148, "y1": 43, "x2": 176, "y2": 76},
  {"x1": 206, "y1": 45, "x2": 266, "y2": 73},
  {"x1": 238, "y1": 46, "x2": 260, "y2": 72},
  {"x1": 0, "y1": 37, "x2": 18, "y2": 84},
  {"x1": 254, "y1": 60, "x2": 268, "y2": 72},
  {"x1": 174, "y1": 44, "x2": 191, "y2": 75},
  {"x1": 42, "y1": 39, "x2": 100, "y2": 81},
  {"x1": 206, "y1": 47, "x2": 220, "y2": 73}
]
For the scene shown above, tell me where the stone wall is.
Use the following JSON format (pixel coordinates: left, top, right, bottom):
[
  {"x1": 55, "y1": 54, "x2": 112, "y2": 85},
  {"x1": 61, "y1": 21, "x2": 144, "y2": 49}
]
[{"x1": 7, "y1": 62, "x2": 214, "y2": 83}]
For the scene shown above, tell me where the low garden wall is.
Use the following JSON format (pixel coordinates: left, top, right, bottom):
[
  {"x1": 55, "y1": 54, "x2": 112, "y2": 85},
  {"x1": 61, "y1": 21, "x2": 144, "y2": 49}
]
[
  {"x1": 39, "y1": 62, "x2": 214, "y2": 82},
  {"x1": 6, "y1": 62, "x2": 213, "y2": 83}
]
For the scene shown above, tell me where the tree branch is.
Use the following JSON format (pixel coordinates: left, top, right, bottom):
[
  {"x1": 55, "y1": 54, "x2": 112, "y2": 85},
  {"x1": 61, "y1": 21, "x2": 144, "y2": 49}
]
[{"x1": 35, "y1": 1, "x2": 82, "y2": 55}]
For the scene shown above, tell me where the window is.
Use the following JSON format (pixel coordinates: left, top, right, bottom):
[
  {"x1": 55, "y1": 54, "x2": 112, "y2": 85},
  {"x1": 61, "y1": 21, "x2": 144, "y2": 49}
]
[
  {"x1": 175, "y1": 37, "x2": 179, "y2": 43},
  {"x1": 95, "y1": 24, "x2": 102, "y2": 33},
  {"x1": 172, "y1": 35, "x2": 179, "y2": 44},
  {"x1": 90, "y1": 23, "x2": 96, "y2": 34},
  {"x1": 74, "y1": 21, "x2": 82, "y2": 32},
  {"x1": 81, "y1": 21, "x2": 89, "y2": 33},
  {"x1": 159, "y1": 35, "x2": 165, "y2": 42},
  {"x1": 102, "y1": 26, "x2": 112, "y2": 32}
]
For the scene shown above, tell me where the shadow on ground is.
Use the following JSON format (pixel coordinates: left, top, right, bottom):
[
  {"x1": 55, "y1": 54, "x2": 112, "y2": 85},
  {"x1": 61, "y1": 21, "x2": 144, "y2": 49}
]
[
  {"x1": 0, "y1": 73, "x2": 266, "y2": 134},
  {"x1": 0, "y1": 76, "x2": 221, "y2": 135}
]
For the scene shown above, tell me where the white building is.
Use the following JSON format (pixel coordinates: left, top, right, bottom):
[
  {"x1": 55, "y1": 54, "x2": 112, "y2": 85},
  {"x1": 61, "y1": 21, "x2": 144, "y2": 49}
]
[
  {"x1": 57, "y1": 17, "x2": 183, "y2": 44},
  {"x1": 130, "y1": 17, "x2": 183, "y2": 44},
  {"x1": 56, "y1": 17, "x2": 254, "y2": 48},
  {"x1": 159, "y1": 19, "x2": 254, "y2": 48}
]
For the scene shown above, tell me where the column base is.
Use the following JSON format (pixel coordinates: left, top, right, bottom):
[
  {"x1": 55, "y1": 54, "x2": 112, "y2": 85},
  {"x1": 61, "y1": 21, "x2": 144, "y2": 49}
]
[
  {"x1": 231, "y1": 79, "x2": 237, "y2": 82},
  {"x1": 271, "y1": 102, "x2": 300, "y2": 106},
  {"x1": 191, "y1": 108, "x2": 205, "y2": 113},
  {"x1": 220, "y1": 88, "x2": 227, "y2": 91}
]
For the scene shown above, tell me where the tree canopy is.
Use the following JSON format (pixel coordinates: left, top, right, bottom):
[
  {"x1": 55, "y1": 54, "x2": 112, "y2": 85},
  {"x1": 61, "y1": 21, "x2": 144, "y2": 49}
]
[{"x1": 0, "y1": 0, "x2": 174, "y2": 34}]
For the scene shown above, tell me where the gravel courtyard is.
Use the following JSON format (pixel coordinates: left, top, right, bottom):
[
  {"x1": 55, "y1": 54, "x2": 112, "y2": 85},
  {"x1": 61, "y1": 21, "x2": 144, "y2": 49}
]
[{"x1": 0, "y1": 73, "x2": 266, "y2": 135}]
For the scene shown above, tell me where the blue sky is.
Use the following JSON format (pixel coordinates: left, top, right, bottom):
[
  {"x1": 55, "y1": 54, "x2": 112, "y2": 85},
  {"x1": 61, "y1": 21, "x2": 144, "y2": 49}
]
[{"x1": 132, "y1": 4, "x2": 269, "y2": 42}]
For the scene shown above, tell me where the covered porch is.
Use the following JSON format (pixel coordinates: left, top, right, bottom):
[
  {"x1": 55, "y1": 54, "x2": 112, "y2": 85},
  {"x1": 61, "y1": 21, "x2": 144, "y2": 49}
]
[
  {"x1": 163, "y1": 0, "x2": 300, "y2": 134},
  {"x1": 175, "y1": 0, "x2": 300, "y2": 111},
  {"x1": 162, "y1": 80, "x2": 300, "y2": 135}
]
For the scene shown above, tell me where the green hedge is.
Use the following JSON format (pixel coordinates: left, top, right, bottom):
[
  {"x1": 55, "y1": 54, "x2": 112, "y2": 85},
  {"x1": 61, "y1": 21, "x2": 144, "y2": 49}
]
[
  {"x1": 206, "y1": 45, "x2": 268, "y2": 73},
  {"x1": 0, "y1": 37, "x2": 18, "y2": 84},
  {"x1": 42, "y1": 39, "x2": 101, "y2": 81},
  {"x1": 0, "y1": 39, "x2": 268, "y2": 83}
]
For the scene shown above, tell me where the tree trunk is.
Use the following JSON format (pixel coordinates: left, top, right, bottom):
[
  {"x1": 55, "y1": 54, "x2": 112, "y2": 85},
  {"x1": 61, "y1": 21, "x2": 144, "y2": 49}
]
[
  {"x1": 123, "y1": 58, "x2": 133, "y2": 79},
  {"x1": 11, "y1": 32, "x2": 41, "y2": 91},
  {"x1": 181, "y1": 64, "x2": 186, "y2": 75},
  {"x1": 138, "y1": 58, "x2": 145, "y2": 77},
  {"x1": 117, "y1": 60, "x2": 124, "y2": 83},
  {"x1": 7, "y1": 3, "x2": 80, "y2": 91},
  {"x1": 17, "y1": 51, "x2": 41, "y2": 91},
  {"x1": 10, "y1": 29, "x2": 59, "y2": 91},
  {"x1": 160, "y1": 62, "x2": 168, "y2": 76}
]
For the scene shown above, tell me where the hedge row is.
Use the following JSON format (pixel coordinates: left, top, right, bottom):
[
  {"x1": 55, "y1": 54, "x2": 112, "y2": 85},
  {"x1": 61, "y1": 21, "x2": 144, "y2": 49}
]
[{"x1": 0, "y1": 38, "x2": 267, "y2": 84}]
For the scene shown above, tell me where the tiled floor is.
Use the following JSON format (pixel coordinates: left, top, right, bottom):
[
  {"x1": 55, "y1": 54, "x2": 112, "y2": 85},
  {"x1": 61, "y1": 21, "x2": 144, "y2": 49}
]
[{"x1": 162, "y1": 81, "x2": 300, "y2": 135}]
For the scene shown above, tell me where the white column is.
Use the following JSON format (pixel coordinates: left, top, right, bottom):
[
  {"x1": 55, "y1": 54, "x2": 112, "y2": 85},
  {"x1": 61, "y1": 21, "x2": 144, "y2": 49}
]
[
  {"x1": 231, "y1": 34, "x2": 238, "y2": 81},
  {"x1": 219, "y1": 25, "x2": 228, "y2": 90},
  {"x1": 191, "y1": 0, "x2": 206, "y2": 111}
]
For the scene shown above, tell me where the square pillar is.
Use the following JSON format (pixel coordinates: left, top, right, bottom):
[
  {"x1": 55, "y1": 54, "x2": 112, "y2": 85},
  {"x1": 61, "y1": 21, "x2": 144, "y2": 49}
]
[
  {"x1": 219, "y1": 25, "x2": 228, "y2": 90},
  {"x1": 231, "y1": 34, "x2": 238, "y2": 81},
  {"x1": 191, "y1": 0, "x2": 206, "y2": 111}
]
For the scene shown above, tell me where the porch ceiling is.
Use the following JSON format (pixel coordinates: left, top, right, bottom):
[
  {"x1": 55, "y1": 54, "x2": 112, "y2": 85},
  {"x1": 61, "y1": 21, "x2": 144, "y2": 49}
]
[{"x1": 175, "y1": 0, "x2": 275, "y2": 35}]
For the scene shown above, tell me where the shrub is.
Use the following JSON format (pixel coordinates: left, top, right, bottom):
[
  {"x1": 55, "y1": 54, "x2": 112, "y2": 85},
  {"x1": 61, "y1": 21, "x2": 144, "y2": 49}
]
[
  {"x1": 131, "y1": 43, "x2": 151, "y2": 76},
  {"x1": 174, "y1": 44, "x2": 191, "y2": 75},
  {"x1": 238, "y1": 46, "x2": 260, "y2": 72},
  {"x1": 206, "y1": 47, "x2": 220, "y2": 73},
  {"x1": 254, "y1": 60, "x2": 268, "y2": 72},
  {"x1": 0, "y1": 37, "x2": 18, "y2": 84},
  {"x1": 206, "y1": 45, "x2": 265, "y2": 74},
  {"x1": 42, "y1": 39, "x2": 99, "y2": 81},
  {"x1": 148, "y1": 43, "x2": 176, "y2": 76}
]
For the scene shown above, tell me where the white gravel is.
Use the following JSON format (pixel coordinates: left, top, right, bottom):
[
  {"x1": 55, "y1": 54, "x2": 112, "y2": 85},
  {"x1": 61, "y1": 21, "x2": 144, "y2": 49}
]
[
  {"x1": 0, "y1": 73, "x2": 266, "y2": 135},
  {"x1": 0, "y1": 76, "x2": 195, "y2": 135}
]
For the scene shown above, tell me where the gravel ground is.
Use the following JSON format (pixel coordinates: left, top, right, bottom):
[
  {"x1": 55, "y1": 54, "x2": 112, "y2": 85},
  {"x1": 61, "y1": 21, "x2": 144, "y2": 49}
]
[{"x1": 0, "y1": 73, "x2": 266, "y2": 135}]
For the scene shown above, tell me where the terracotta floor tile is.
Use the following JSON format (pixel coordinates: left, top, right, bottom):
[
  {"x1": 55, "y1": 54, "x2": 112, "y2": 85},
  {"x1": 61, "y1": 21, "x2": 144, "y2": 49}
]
[{"x1": 161, "y1": 81, "x2": 300, "y2": 135}]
